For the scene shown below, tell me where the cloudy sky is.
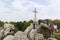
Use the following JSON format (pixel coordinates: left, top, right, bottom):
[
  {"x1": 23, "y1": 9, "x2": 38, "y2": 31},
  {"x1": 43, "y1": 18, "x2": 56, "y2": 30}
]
[{"x1": 0, "y1": 0, "x2": 60, "y2": 22}]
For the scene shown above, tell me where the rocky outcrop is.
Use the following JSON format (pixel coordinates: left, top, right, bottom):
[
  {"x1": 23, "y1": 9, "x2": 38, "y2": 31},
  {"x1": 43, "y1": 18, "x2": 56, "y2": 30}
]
[
  {"x1": 0, "y1": 23, "x2": 58, "y2": 40},
  {"x1": 14, "y1": 31, "x2": 29, "y2": 40},
  {"x1": 48, "y1": 37, "x2": 57, "y2": 40},
  {"x1": 3, "y1": 35, "x2": 14, "y2": 40},
  {"x1": 35, "y1": 33, "x2": 44, "y2": 40}
]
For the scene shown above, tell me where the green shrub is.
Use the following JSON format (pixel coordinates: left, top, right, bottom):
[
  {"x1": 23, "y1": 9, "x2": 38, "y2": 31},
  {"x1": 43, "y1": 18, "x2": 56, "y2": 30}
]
[
  {"x1": 40, "y1": 26, "x2": 51, "y2": 38},
  {"x1": 55, "y1": 35, "x2": 60, "y2": 40}
]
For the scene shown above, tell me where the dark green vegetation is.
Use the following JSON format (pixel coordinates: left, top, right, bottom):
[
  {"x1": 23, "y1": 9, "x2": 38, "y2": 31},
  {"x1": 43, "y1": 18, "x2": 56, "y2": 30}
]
[
  {"x1": 55, "y1": 35, "x2": 60, "y2": 40},
  {"x1": 40, "y1": 27, "x2": 51, "y2": 38},
  {"x1": 0, "y1": 20, "x2": 33, "y2": 31},
  {"x1": 0, "y1": 19, "x2": 60, "y2": 38}
]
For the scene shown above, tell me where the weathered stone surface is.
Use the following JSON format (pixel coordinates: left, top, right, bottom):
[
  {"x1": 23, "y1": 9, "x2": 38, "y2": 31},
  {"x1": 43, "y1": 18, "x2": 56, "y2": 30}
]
[
  {"x1": 0, "y1": 27, "x2": 4, "y2": 40},
  {"x1": 14, "y1": 31, "x2": 29, "y2": 40},
  {"x1": 48, "y1": 37, "x2": 57, "y2": 40},
  {"x1": 14, "y1": 24, "x2": 34, "y2": 40},
  {"x1": 35, "y1": 33, "x2": 44, "y2": 40},
  {"x1": 3, "y1": 35, "x2": 14, "y2": 40},
  {"x1": 3, "y1": 23, "x2": 15, "y2": 36},
  {"x1": 0, "y1": 23, "x2": 52, "y2": 40},
  {"x1": 24, "y1": 23, "x2": 33, "y2": 34},
  {"x1": 40, "y1": 23, "x2": 49, "y2": 28},
  {"x1": 29, "y1": 29, "x2": 37, "y2": 40},
  {"x1": 4, "y1": 23, "x2": 14, "y2": 29},
  {"x1": 0, "y1": 23, "x2": 15, "y2": 40}
]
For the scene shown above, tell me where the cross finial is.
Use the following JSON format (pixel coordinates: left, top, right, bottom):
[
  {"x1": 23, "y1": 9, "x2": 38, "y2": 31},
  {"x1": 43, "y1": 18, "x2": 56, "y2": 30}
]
[{"x1": 33, "y1": 8, "x2": 38, "y2": 14}]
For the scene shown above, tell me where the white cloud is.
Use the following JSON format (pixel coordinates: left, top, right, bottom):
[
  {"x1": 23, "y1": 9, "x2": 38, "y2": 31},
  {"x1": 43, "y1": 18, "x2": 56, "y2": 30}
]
[
  {"x1": 47, "y1": 0, "x2": 60, "y2": 19},
  {"x1": 0, "y1": 0, "x2": 60, "y2": 22}
]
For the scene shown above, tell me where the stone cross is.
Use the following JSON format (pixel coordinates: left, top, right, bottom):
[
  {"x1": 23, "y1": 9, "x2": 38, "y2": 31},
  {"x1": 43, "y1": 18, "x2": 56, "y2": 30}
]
[{"x1": 33, "y1": 8, "x2": 38, "y2": 22}]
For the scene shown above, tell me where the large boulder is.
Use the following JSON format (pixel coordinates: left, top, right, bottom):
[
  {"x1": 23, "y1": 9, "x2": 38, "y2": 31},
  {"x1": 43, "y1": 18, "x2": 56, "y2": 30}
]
[
  {"x1": 14, "y1": 31, "x2": 29, "y2": 40},
  {"x1": 24, "y1": 23, "x2": 33, "y2": 34},
  {"x1": 35, "y1": 33, "x2": 44, "y2": 40},
  {"x1": 48, "y1": 37, "x2": 57, "y2": 40},
  {"x1": 3, "y1": 23, "x2": 15, "y2": 36},
  {"x1": 3, "y1": 35, "x2": 14, "y2": 40},
  {"x1": 4, "y1": 23, "x2": 14, "y2": 29},
  {"x1": 28, "y1": 29, "x2": 37, "y2": 40}
]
